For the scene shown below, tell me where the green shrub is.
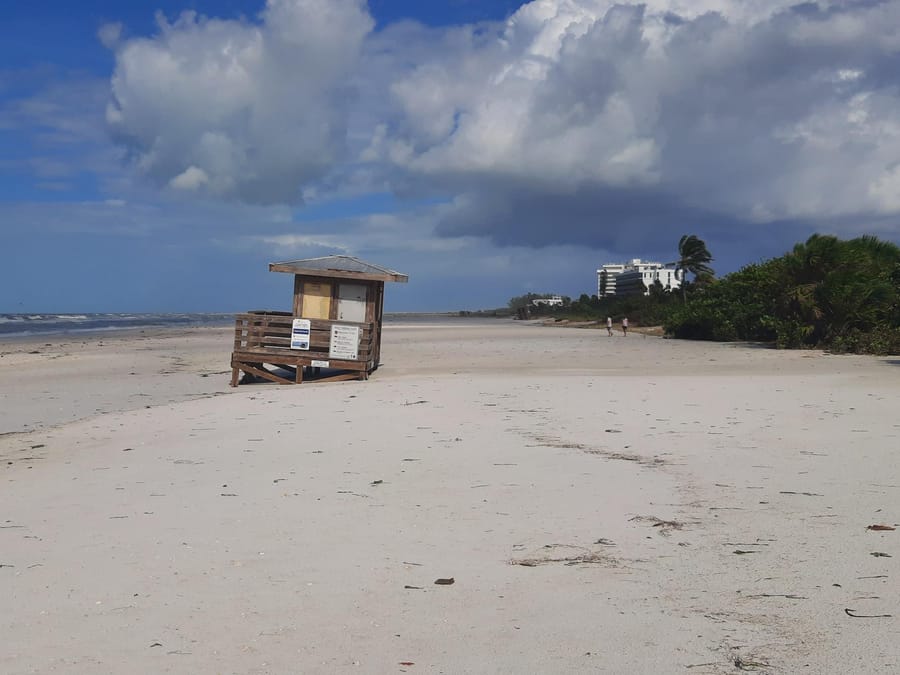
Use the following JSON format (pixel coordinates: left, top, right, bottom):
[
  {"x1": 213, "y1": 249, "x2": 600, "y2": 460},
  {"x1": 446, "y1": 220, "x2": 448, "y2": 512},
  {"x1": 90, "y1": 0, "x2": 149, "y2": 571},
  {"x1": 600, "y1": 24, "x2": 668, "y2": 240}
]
[
  {"x1": 666, "y1": 234, "x2": 900, "y2": 354},
  {"x1": 829, "y1": 326, "x2": 900, "y2": 355}
]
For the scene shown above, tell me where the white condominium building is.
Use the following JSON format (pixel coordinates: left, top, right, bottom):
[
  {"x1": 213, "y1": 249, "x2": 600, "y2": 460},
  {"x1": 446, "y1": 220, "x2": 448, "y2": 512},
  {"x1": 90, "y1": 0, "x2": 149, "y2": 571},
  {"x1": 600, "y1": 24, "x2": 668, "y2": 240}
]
[
  {"x1": 596, "y1": 259, "x2": 682, "y2": 297},
  {"x1": 531, "y1": 295, "x2": 565, "y2": 307},
  {"x1": 597, "y1": 263, "x2": 627, "y2": 296}
]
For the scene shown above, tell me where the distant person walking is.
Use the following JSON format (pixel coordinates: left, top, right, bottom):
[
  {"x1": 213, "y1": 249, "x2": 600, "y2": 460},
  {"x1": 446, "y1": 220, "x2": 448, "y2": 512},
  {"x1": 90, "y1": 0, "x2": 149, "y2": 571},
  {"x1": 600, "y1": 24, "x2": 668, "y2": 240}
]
[
  {"x1": 622, "y1": 317, "x2": 629, "y2": 336},
  {"x1": 606, "y1": 316, "x2": 613, "y2": 336}
]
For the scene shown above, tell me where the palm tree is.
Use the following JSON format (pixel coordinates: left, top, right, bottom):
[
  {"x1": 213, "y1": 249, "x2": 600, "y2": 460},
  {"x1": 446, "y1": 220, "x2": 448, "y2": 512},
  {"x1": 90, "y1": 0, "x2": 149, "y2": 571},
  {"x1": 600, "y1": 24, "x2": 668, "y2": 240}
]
[{"x1": 673, "y1": 234, "x2": 714, "y2": 301}]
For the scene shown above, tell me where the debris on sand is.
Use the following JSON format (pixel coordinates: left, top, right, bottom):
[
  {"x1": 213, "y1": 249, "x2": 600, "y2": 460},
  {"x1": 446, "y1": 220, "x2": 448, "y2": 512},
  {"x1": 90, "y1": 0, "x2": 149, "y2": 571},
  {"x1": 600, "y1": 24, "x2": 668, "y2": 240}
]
[
  {"x1": 630, "y1": 515, "x2": 684, "y2": 535},
  {"x1": 845, "y1": 608, "x2": 892, "y2": 618},
  {"x1": 511, "y1": 544, "x2": 617, "y2": 567},
  {"x1": 732, "y1": 654, "x2": 771, "y2": 671}
]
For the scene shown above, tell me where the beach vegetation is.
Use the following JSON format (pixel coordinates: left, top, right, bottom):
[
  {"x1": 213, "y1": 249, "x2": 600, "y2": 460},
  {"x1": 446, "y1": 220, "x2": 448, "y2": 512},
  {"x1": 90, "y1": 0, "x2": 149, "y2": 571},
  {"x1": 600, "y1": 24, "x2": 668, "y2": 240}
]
[
  {"x1": 516, "y1": 233, "x2": 899, "y2": 354},
  {"x1": 529, "y1": 286, "x2": 681, "y2": 327},
  {"x1": 664, "y1": 234, "x2": 900, "y2": 354},
  {"x1": 672, "y1": 234, "x2": 715, "y2": 302}
]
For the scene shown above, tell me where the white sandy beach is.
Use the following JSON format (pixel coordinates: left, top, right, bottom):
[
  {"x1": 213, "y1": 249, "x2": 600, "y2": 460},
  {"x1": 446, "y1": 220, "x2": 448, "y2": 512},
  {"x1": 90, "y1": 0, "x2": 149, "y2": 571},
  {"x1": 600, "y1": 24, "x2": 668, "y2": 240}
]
[{"x1": 1, "y1": 321, "x2": 898, "y2": 673}]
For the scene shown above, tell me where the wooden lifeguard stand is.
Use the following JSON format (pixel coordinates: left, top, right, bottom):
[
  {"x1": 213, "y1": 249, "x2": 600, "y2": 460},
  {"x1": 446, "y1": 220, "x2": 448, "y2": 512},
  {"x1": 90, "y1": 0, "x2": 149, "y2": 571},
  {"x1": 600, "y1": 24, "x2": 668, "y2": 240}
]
[{"x1": 231, "y1": 255, "x2": 408, "y2": 385}]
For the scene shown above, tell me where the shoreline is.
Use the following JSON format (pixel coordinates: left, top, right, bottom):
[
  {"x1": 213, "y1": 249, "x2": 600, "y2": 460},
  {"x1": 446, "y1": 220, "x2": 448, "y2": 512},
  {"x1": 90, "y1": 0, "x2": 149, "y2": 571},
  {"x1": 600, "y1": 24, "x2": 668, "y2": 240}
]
[
  {"x1": 0, "y1": 311, "x2": 508, "y2": 342},
  {"x1": 0, "y1": 327, "x2": 236, "y2": 435}
]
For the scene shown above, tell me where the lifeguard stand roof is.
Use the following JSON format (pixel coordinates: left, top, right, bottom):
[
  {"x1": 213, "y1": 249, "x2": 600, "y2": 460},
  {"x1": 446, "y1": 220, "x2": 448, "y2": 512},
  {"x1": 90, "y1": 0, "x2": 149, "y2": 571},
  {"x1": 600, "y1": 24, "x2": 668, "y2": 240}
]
[{"x1": 268, "y1": 255, "x2": 408, "y2": 283}]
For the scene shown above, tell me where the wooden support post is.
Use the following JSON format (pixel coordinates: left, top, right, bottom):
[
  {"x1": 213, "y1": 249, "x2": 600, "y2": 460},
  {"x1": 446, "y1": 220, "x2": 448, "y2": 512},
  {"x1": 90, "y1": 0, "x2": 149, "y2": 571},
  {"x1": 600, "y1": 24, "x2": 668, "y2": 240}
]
[{"x1": 295, "y1": 364, "x2": 303, "y2": 384}]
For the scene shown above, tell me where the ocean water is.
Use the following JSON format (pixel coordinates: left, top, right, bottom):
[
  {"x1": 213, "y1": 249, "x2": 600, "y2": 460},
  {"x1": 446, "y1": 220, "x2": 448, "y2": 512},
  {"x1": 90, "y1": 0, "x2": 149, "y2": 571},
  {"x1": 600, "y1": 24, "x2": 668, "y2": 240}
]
[
  {"x1": 0, "y1": 311, "x2": 509, "y2": 339},
  {"x1": 0, "y1": 313, "x2": 235, "y2": 339}
]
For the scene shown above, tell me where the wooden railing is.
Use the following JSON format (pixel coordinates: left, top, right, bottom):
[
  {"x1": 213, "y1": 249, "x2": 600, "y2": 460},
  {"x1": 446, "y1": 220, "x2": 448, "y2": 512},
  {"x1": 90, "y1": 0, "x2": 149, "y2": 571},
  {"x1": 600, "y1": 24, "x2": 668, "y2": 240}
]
[{"x1": 233, "y1": 311, "x2": 374, "y2": 362}]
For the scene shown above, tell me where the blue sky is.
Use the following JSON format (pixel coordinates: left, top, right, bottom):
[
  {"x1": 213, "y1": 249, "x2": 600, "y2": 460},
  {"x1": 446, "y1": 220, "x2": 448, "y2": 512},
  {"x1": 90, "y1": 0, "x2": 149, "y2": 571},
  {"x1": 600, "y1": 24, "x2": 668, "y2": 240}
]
[{"x1": 3, "y1": 0, "x2": 900, "y2": 312}]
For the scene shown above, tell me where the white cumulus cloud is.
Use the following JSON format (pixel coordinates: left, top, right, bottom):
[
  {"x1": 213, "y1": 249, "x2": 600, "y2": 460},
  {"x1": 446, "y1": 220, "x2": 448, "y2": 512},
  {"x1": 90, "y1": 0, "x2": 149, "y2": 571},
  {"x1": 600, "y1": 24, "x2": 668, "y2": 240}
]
[
  {"x1": 105, "y1": 0, "x2": 900, "y2": 258},
  {"x1": 372, "y1": 0, "x2": 900, "y2": 248},
  {"x1": 107, "y1": 0, "x2": 373, "y2": 203}
]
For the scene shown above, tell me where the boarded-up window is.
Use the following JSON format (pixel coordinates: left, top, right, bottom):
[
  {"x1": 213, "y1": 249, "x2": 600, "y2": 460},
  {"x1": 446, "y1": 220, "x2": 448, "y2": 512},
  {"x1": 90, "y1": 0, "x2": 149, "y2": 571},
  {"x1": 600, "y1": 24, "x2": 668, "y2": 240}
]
[
  {"x1": 338, "y1": 283, "x2": 367, "y2": 323},
  {"x1": 301, "y1": 281, "x2": 332, "y2": 319}
]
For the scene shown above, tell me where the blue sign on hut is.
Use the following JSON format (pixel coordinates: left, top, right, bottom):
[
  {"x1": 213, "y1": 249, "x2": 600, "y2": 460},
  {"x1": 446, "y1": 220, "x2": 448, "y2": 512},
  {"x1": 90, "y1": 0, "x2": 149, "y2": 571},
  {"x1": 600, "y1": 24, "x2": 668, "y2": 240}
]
[{"x1": 231, "y1": 255, "x2": 408, "y2": 385}]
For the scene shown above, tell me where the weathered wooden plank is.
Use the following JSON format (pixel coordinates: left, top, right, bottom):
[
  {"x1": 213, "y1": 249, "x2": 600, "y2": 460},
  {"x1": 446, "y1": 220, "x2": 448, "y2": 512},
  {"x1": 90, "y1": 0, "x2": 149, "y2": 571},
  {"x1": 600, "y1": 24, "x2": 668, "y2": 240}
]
[
  {"x1": 236, "y1": 314, "x2": 374, "y2": 329},
  {"x1": 246, "y1": 310, "x2": 292, "y2": 316},
  {"x1": 233, "y1": 350, "x2": 373, "y2": 365},
  {"x1": 232, "y1": 361, "x2": 295, "y2": 385},
  {"x1": 312, "y1": 371, "x2": 366, "y2": 383},
  {"x1": 231, "y1": 350, "x2": 369, "y2": 369},
  {"x1": 235, "y1": 313, "x2": 374, "y2": 329},
  {"x1": 245, "y1": 326, "x2": 293, "y2": 336},
  {"x1": 235, "y1": 330, "x2": 374, "y2": 351},
  {"x1": 235, "y1": 338, "x2": 371, "y2": 353}
]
